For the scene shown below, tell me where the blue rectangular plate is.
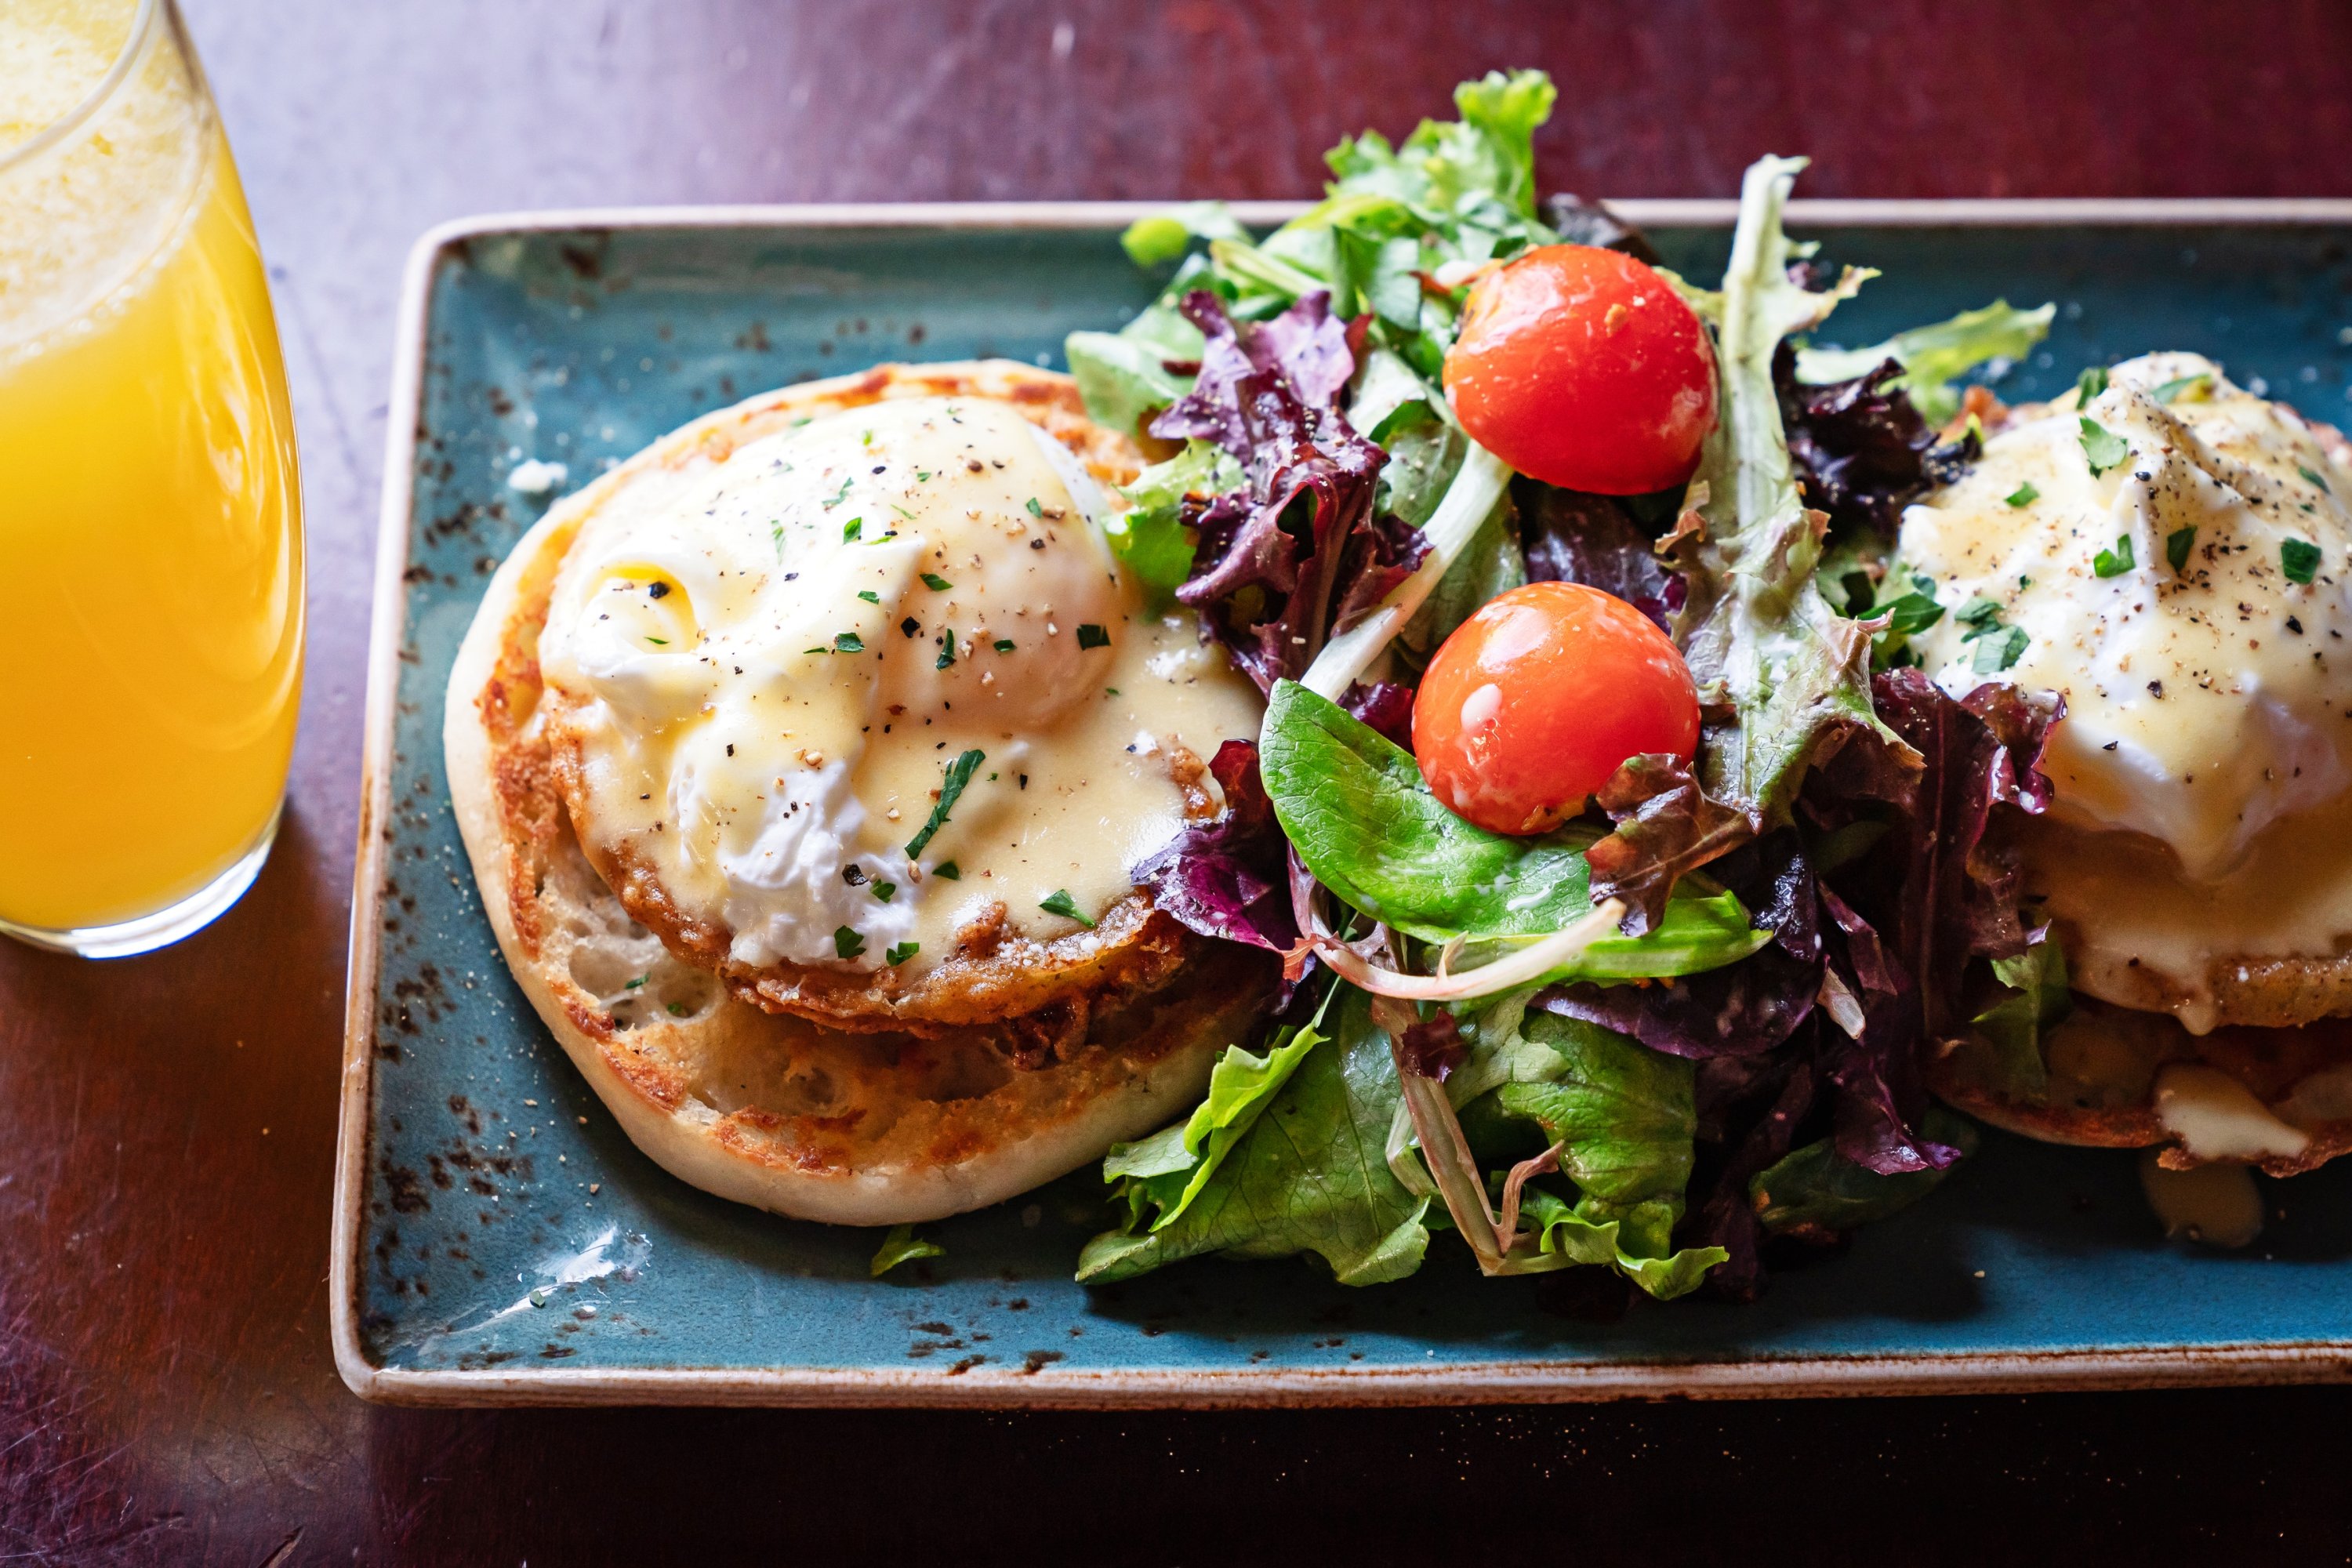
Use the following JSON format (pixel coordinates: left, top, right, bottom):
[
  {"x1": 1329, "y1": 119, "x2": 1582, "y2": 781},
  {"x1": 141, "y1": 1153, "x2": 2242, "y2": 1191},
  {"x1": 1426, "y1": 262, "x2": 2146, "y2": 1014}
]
[{"x1": 333, "y1": 201, "x2": 2352, "y2": 1406}]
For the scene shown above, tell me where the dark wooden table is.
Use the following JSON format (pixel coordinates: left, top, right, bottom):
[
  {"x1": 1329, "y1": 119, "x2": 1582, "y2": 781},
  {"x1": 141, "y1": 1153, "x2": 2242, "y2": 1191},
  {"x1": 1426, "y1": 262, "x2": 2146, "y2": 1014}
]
[{"x1": 7, "y1": 2, "x2": 2351, "y2": 1559}]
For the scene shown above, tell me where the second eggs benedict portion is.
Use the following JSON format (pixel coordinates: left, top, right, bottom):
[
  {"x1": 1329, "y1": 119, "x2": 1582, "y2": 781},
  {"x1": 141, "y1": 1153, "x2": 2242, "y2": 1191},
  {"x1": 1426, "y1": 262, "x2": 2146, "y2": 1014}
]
[
  {"x1": 1899, "y1": 353, "x2": 2352, "y2": 1036},
  {"x1": 534, "y1": 385, "x2": 1264, "y2": 1043}
]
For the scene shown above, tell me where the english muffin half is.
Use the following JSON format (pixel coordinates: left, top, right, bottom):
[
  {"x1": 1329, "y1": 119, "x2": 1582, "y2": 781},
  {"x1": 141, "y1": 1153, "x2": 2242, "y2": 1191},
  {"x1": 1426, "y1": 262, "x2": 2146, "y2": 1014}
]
[{"x1": 445, "y1": 362, "x2": 1278, "y2": 1225}]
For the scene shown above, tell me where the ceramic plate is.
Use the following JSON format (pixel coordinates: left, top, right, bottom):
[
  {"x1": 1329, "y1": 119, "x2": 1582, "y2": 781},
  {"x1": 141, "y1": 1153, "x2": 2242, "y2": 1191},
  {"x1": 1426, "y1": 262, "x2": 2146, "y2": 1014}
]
[{"x1": 333, "y1": 201, "x2": 2352, "y2": 1406}]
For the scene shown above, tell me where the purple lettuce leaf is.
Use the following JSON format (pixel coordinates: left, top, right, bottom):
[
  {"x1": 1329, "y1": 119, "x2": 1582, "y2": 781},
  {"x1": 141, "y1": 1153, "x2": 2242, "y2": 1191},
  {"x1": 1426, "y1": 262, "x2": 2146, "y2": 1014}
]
[
  {"x1": 1152, "y1": 290, "x2": 1391, "y2": 693},
  {"x1": 1584, "y1": 753, "x2": 1754, "y2": 935},
  {"x1": 1809, "y1": 668, "x2": 2062, "y2": 1038},
  {"x1": 1683, "y1": 1052, "x2": 1820, "y2": 1302},
  {"x1": 1398, "y1": 1010, "x2": 1466, "y2": 1081},
  {"x1": 1341, "y1": 680, "x2": 1416, "y2": 751},
  {"x1": 1516, "y1": 480, "x2": 1679, "y2": 631},
  {"x1": 1131, "y1": 739, "x2": 1298, "y2": 953},
  {"x1": 1776, "y1": 345, "x2": 1981, "y2": 540},
  {"x1": 1817, "y1": 885, "x2": 1962, "y2": 1176},
  {"x1": 1535, "y1": 832, "x2": 1821, "y2": 1060}
]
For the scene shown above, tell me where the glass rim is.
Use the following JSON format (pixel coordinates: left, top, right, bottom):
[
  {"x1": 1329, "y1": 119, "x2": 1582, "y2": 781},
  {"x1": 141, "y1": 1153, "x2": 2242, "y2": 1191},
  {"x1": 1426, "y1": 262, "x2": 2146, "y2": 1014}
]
[{"x1": 0, "y1": 0, "x2": 165, "y2": 177}]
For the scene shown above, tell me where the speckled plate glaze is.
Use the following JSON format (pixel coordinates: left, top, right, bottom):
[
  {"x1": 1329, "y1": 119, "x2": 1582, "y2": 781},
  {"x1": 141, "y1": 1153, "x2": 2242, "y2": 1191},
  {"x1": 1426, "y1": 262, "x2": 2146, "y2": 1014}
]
[{"x1": 335, "y1": 201, "x2": 2352, "y2": 1407}]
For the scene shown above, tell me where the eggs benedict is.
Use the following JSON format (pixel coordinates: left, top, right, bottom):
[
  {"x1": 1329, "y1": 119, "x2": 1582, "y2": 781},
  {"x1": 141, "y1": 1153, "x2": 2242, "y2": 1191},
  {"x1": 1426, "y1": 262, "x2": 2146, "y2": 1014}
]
[
  {"x1": 445, "y1": 362, "x2": 1278, "y2": 1225},
  {"x1": 1910, "y1": 354, "x2": 2352, "y2": 1175}
]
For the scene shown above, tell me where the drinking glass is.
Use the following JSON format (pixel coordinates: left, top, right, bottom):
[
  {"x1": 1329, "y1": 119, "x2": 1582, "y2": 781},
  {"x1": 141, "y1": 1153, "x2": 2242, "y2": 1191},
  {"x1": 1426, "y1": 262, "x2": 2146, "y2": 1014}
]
[{"x1": 0, "y1": 0, "x2": 304, "y2": 956}]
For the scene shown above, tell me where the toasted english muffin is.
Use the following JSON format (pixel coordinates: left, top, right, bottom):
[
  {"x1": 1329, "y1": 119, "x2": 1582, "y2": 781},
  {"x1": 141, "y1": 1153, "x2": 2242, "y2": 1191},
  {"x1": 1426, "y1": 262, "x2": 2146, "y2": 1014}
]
[
  {"x1": 1929, "y1": 997, "x2": 2352, "y2": 1177},
  {"x1": 445, "y1": 363, "x2": 1278, "y2": 1225},
  {"x1": 532, "y1": 364, "x2": 1261, "y2": 1053}
]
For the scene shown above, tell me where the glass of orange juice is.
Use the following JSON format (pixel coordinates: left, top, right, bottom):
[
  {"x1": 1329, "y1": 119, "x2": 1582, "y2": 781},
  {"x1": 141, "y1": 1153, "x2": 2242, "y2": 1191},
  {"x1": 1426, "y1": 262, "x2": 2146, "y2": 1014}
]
[{"x1": 0, "y1": 0, "x2": 303, "y2": 956}]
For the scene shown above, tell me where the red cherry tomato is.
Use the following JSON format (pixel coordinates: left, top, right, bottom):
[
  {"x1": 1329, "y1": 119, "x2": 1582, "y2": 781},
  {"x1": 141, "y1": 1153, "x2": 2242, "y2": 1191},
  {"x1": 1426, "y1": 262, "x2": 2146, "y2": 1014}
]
[
  {"x1": 1413, "y1": 582, "x2": 1699, "y2": 836},
  {"x1": 1443, "y1": 245, "x2": 1716, "y2": 495}
]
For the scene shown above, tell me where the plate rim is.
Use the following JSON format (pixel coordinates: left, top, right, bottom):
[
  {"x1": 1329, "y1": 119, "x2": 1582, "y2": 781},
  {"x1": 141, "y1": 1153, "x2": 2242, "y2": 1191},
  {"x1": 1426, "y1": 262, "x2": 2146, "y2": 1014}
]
[{"x1": 332, "y1": 198, "x2": 2352, "y2": 1409}]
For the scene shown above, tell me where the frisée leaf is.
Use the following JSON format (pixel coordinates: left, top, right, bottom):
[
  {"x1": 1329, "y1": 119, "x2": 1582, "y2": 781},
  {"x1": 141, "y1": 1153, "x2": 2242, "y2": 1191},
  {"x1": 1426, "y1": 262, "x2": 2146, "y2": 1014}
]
[
  {"x1": 1673, "y1": 155, "x2": 1904, "y2": 833},
  {"x1": 1795, "y1": 299, "x2": 2054, "y2": 425}
]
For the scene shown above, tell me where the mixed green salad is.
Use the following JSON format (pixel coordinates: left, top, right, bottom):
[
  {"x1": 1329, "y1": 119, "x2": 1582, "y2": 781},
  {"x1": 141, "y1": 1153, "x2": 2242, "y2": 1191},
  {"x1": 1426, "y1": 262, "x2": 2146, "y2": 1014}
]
[{"x1": 949, "y1": 72, "x2": 2069, "y2": 1305}]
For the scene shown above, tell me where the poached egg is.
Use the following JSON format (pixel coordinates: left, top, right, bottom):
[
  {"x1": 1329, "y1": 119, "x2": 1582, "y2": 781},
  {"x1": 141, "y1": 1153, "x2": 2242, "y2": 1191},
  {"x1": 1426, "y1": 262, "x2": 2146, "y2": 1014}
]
[
  {"x1": 535, "y1": 394, "x2": 1261, "y2": 977},
  {"x1": 1897, "y1": 353, "x2": 2352, "y2": 1028}
]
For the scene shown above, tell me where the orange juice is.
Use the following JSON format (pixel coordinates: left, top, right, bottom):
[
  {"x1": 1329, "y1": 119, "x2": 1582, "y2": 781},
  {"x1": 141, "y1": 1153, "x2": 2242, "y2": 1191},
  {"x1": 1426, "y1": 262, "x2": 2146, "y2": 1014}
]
[{"x1": 0, "y1": 0, "x2": 303, "y2": 947}]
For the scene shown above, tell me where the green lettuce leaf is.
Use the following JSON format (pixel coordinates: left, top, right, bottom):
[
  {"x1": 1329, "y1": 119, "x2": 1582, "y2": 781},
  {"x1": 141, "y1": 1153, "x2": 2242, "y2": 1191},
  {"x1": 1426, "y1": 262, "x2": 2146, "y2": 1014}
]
[
  {"x1": 1102, "y1": 1007, "x2": 1329, "y2": 1232},
  {"x1": 1259, "y1": 681, "x2": 1770, "y2": 975},
  {"x1": 1079, "y1": 985, "x2": 1432, "y2": 1287},
  {"x1": 1065, "y1": 274, "x2": 1210, "y2": 441},
  {"x1": 869, "y1": 1224, "x2": 943, "y2": 1278},
  {"x1": 1109, "y1": 71, "x2": 1561, "y2": 391},
  {"x1": 1120, "y1": 200, "x2": 1251, "y2": 267},
  {"x1": 1458, "y1": 1011, "x2": 1726, "y2": 1299},
  {"x1": 1969, "y1": 935, "x2": 2069, "y2": 1102},
  {"x1": 1324, "y1": 68, "x2": 1557, "y2": 229},
  {"x1": 1748, "y1": 1110, "x2": 1982, "y2": 1233},
  {"x1": 1673, "y1": 154, "x2": 1904, "y2": 830},
  {"x1": 1065, "y1": 330, "x2": 1192, "y2": 445},
  {"x1": 1101, "y1": 439, "x2": 1237, "y2": 604},
  {"x1": 1515, "y1": 1185, "x2": 1726, "y2": 1301},
  {"x1": 1489, "y1": 1012, "x2": 1698, "y2": 1207},
  {"x1": 1795, "y1": 299, "x2": 2056, "y2": 425}
]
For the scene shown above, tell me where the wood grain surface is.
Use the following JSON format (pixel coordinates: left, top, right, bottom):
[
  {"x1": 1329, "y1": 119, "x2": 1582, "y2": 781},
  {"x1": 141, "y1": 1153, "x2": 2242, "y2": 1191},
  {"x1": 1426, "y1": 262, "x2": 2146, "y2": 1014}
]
[{"x1": 5, "y1": 1, "x2": 2350, "y2": 1559}]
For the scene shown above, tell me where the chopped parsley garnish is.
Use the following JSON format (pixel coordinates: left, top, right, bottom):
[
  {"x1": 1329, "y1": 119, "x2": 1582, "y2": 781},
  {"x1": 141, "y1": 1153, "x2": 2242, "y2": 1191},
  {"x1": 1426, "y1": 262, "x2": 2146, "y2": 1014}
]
[
  {"x1": 915, "y1": 470, "x2": 931, "y2": 481},
  {"x1": 904, "y1": 749, "x2": 984, "y2": 859},
  {"x1": 833, "y1": 927, "x2": 866, "y2": 960},
  {"x1": 2299, "y1": 463, "x2": 2332, "y2": 494},
  {"x1": 2004, "y1": 481, "x2": 2039, "y2": 508},
  {"x1": 833, "y1": 631, "x2": 865, "y2": 654},
  {"x1": 1956, "y1": 594, "x2": 2027, "y2": 673},
  {"x1": 873, "y1": 881, "x2": 897, "y2": 902},
  {"x1": 771, "y1": 521, "x2": 786, "y2": 556},
  {"x1": 1076, "y1": 623, "x2": 1110, "y2": 651},
  {"x1": 936, "y1": 628, "x2": 957, "y2": 670},
  {"x1": 2075, "y1": 365, "x2": 2110, "y2": 403},
  {"x1": 921, "y1": 572, "x2": 953, "y2": 591},
  {"x1": 842, "y1": 516, "x2": 862, "y2": 543},
  {"x1": 2153, "y1": 372, "x2": 2210, "y2": 405},
  {"x1": 1955, "y1": 596, "x2": 2005, "y2": 632},
  {"x1": 1039, "y1": 889, "x2": 1094, "y2": 927},
  {"x1": 2283, "y1": 538, "x2": 2322, "y2": 584},
  {"x1": 993, "y1": 638, "x2": 1016, "y2": 653},
  {"x1": 1025, "y1": 497, "x2": 1044, "y2": 517},
  {"x1": 934, "y1": 861, "x2": 960, "y2": 880},
  {"x1": 857, "y1": 590, "x2": 880, "y2": 603},
  {"x1": 2078, "y1": 416, "x2": 2129, "y2": 475},
  {"x1": 2167, "y1": 525, "x2": 2198, "y2": 574},
  {"x1": 2092, "y1": 535, "x2": 2136, "y2": 578},
  {"x1": 823, "y1": 476, "x2": 852, "y2": 508},
  {"x1": 1970, "y1": 623, "x2": 2029, "y2": 673},
  {"x1": 666, "y1": 1001, "x2": 688, "y2": 1017},
  {"x1": 623, "y1": 975, "x2": 647, "y2": 989},
  {"x1": 891, "y1": 503, "x2": 914, "y2": 521},
  {"x1": 885, "y1": 941, "x2": 920, "y2": 966},
  {"x1": 1873, "y1": 574, "x2": 1945, "y2": 638},
  {"x1": 644, "y1": 635, "x2": 669, "y2": 645}
]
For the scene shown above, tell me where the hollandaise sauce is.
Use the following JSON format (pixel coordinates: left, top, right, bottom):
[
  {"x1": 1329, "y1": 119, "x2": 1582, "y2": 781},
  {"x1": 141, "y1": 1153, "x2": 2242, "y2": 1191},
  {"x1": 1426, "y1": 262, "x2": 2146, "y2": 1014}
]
[
  {"x1": 0, "y1": 0, "x2": 303, "y2": 945},
  {"x1": 537, "y1": 395, "x2": 1264, "y2": 975}
]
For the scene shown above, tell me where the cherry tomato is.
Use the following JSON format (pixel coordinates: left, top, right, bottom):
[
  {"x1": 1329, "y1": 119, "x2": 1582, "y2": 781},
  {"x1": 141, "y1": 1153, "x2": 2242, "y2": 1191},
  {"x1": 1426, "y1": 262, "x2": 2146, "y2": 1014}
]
[
  {"x1": 1413, "y1": 582, "x2": 1699, "y2": 836},
  {"x1": 1443, "y1": 245, "x2": 1716, "y2": 495}
]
